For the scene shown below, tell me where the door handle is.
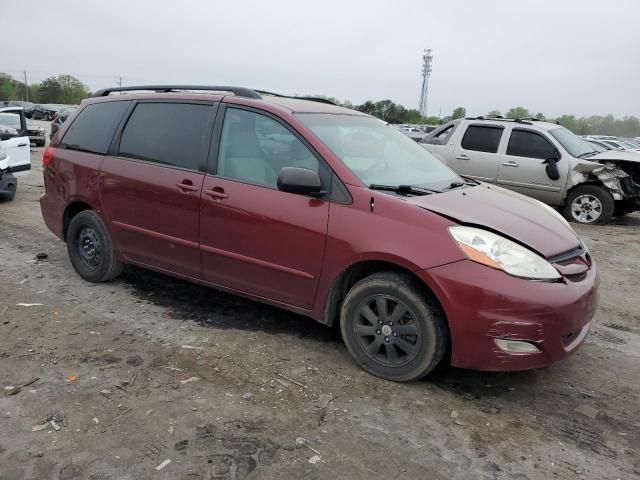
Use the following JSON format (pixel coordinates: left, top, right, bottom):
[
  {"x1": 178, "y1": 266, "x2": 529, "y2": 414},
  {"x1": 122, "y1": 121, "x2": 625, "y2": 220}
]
[
  {"x1": 176, "y1": 182, "x2": 199, "y2": 192},
  {"x1": 455, "y1": 154, "x2": 470, "y2": 160},
  {"x1": 18, "y1": 143, "x2": 28, "y2": 147},
  {"x1": 205, "y1": 187, "x2": 229, "y2": 200},
  {"x1": 501, "y1": 161, "x2": 519, "y2": 167}
]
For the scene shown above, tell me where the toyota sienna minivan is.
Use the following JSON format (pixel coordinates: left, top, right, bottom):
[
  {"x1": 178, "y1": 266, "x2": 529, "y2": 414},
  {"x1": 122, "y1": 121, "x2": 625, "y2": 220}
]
[{"x1": 40, "y1": 86, "x2": 599, "y2": 381}]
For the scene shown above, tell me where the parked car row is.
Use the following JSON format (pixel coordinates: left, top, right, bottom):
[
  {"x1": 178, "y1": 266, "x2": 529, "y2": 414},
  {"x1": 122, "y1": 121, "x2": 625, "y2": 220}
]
[
  {"x1": 420, "y1": 116, "x2": 640, "y2": 224},
  {"x1": 394, "y1": 124, "x2": 439, "y2": 142},
  {"x1": 582, "y1": 135, "x2": 640, "y2": 153}
]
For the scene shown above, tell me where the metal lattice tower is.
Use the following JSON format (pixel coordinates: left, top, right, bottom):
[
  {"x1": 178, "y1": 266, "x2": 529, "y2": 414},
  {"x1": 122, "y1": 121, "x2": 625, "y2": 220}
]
[{"x1": 419, "y1": 49, "x2": 433, "y2": 117}]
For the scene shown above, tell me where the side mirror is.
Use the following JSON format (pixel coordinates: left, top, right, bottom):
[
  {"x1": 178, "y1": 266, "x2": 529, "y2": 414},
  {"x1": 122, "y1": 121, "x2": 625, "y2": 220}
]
[
  {"x1": 0, "y1": 128, "x2": 19, "y2": 141},
  {"x1": 543, "y1": 157, "x2": 560, "y2": 180},
  {"x1": 277, "y1": 167, "x2": 324, "y2": 197}
]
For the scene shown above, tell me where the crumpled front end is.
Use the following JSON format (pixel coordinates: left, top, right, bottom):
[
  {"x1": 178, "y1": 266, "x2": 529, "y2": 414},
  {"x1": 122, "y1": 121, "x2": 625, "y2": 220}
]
[{"x1": 571, "y1": 158, "x2": 640, "y2": 205}]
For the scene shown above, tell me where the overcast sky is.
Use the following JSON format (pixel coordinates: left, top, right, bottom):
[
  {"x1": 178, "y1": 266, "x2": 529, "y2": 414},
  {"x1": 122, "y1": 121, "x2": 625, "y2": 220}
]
[{"x1": 3, "y1": 0, "x2": 639, "y2": 118}]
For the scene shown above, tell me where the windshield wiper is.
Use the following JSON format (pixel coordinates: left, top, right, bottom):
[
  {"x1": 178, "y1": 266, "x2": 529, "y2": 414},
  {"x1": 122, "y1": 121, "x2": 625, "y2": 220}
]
[
  {"x1": 578, "y1": 151, "x2": 597, "y2": 158},
  {"x1": 369, "y1": 184, "x2": 437, "y2": 196}
]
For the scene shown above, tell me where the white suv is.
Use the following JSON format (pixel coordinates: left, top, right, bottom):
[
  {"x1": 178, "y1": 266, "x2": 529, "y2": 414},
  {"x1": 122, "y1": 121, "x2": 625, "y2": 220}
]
[
  {"x1": 420, "y1": 117, "x2": 640, "y2": 224},
  {"x1": 0, "y1": 107, "x2": 32, "y2": 200}
]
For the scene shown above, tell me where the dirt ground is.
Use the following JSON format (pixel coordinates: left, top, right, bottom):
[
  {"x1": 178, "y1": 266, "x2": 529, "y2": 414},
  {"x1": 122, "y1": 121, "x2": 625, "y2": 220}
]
[{"x1": 1, "y1": 127, "x2": 639, "y2": 479}]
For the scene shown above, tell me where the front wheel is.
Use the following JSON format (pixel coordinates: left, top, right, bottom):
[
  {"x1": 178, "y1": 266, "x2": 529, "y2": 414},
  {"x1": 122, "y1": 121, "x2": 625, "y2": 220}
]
[
  {"x1": 66, "y1": 210, "x2": 123, "y2": 282},
  {"x1": 562, "y1": 184, "x2": 614, "y2": 225},
  {"x1": 340, "y1": 272, "x2": 449, "y2": 382}
]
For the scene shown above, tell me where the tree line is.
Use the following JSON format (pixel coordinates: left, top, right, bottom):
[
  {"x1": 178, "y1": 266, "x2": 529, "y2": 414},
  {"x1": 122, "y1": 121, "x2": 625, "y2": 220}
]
[
  {"x1": 0, "y1": 73, "x2": 89, "y2": 105},
  {"x1": 316, "y1": 97, "x2": 640, "y2": 137},
  {"x1": 2, "y1": 72, "x2": 638, "y2": 136}
]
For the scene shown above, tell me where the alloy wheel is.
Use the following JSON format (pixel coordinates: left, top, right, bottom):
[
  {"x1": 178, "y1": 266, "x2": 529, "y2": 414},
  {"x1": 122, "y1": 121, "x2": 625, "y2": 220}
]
[
  {"x1": 354, "y1": 294, "x2": 421, "y2": 367},
  {"x1": 571, "y1": 194, "x2": 603, "y2": 223}
]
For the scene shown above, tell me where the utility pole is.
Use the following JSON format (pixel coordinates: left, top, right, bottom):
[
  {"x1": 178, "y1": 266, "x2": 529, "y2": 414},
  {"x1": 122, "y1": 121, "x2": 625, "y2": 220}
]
[
  {"x1": 23, "y1": 70, "x2": 29, "y2": 102},
  {"x1": 419, "y1": 49, "x2": 433, "y2": 118},
  {"x1": 118, "y1": 77, "x2": 123, "y2": 88}
]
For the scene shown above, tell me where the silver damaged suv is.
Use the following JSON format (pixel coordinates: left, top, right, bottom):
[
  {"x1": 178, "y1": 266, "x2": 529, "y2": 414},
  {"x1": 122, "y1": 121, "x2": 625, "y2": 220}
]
[{"x1": 420, "y1": 117, "x2": 640, "y2": 224}]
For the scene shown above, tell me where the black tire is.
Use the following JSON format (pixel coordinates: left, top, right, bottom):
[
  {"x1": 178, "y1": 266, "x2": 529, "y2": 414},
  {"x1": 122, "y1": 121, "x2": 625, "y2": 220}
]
[
  {"x1": 614, "y1": 201, "x2": 638, "y2": 218},
  {"x1": 340, "y1": 272, "x2": 448, "y2": 382},
  {"x1": 562, "y1": 184, "x2": 615, "y2": 225},
  {"x1": 66, "y1": 210, "x2": 123, "y2": 282}
]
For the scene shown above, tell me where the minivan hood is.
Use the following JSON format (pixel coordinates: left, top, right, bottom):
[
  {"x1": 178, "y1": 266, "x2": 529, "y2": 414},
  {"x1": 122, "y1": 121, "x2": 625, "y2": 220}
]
[{"x1": 405, "y1": 184, "x2": 580, "y2": 258}]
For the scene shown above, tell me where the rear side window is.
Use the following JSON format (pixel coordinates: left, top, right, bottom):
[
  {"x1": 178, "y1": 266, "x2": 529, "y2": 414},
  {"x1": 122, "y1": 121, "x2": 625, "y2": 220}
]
[
  {"x1": 60, "y1": 101, "x2": 129, "y2": 154},
  {"x1": 118, "y1": 103, "x2": 212, "y2": 171},
  {"x1": 460, "y1": 125, "x2": 503, "y2": 153},
  {"x1": 507, "y1": 130, "x2": 557, "y2": 159}
]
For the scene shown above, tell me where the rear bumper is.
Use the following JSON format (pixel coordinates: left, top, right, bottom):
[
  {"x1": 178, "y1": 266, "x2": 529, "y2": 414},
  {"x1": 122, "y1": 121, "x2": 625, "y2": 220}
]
[
  {"x1": 40, "y1": 189, "x2": 65, "y2": 240},
  {"x1": 418, "y1": 259, "x2": 599, "y2": 371}
]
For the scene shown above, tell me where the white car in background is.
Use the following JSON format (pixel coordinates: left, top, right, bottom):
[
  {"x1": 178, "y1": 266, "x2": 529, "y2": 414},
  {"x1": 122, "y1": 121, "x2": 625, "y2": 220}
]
[{"x1": 0, "y1": 107, "x2": 32, "y2": 200}]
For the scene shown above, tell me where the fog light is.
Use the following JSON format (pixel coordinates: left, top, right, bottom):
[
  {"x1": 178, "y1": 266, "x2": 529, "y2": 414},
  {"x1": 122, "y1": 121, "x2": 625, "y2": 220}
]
[{"x1": 494, "y1": 338, "x2": 540, "y2": 353}]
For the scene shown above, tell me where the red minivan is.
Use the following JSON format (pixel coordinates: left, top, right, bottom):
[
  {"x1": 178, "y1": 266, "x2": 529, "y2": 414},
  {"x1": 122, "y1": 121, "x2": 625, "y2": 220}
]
[{"x1": 40, "y1": 86, "x2": 599, "y2": 381}]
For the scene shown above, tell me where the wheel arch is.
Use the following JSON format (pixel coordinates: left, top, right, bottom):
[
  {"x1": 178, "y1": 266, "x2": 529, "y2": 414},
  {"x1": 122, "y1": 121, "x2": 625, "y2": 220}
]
[
  {"x1": 563, "y1": 180, "x2": 610, "y2": 206},
  {"x1": 62, "y1": 200, "x2": 94, "y2": 241},
  {"x1": 323, "y1": 260, "x2": 447, "y2": 329}
]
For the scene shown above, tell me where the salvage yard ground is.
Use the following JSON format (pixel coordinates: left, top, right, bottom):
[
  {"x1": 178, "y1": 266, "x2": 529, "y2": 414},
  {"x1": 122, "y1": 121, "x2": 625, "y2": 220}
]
[{"x1": 1, "y1": 125, "x2": 639, "y2": 479}]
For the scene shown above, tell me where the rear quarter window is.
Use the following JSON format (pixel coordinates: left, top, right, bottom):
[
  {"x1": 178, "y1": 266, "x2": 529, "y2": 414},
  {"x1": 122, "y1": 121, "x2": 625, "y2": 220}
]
[
  {"x1": 60, "y1": 101, "x2": 130, "y2": 154},
  {"x1": 460, "y1": 125, "x2": 503, "y2": 153}
]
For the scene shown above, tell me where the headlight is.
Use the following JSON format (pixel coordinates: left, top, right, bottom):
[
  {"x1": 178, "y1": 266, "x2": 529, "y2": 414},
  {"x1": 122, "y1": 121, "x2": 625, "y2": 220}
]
[{"x1": 449, "y1": 226, "x2": 560, "y2": 280}]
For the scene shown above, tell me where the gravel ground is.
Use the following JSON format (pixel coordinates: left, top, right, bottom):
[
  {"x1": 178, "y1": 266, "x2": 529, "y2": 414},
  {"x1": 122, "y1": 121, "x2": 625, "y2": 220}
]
[{"x1": 1, "y1": 130, "x2": 639, "y2": 479}]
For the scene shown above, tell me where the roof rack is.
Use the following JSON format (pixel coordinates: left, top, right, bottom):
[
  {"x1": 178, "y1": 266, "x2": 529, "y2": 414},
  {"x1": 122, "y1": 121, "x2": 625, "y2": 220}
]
[
  {"x1": 90, "y1": 85, "x2": 262, "y2": 99},
  {"x1": 254, "y1": 89, "x2": 337, "y2": 105},
  {"x1": 465, "y1": 116, "x2": 533, "y2": 126}
]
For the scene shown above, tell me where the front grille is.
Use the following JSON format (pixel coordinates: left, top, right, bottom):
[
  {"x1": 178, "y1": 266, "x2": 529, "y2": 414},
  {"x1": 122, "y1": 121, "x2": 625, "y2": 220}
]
[{"x1": 547, "y1": 244, "x2": 584, "y2": 264}]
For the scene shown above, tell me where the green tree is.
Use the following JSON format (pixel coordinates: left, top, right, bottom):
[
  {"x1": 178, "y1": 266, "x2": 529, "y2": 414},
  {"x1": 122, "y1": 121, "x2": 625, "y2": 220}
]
[
  {"x1": 451, "y1": 107, "x2": 466, "y2": 120},
  {"x1": 57, "y1": 75, "x2": 89, "y2": 104},
  {"x1": 422, "y1": 115, "x2": 442, "y2": 125},
  {"x1": 0, "y1": 73, "x2": 24, "y2": 100},
  {"x1": 556, "y1": 114, "x2": 578, "y2": 132},
  {"x1": 505, "y1": 107, "x2": 530, "y2": 119},
  {"x1": 487, "y1": 110, "x2": 502, "y2": 117},
  {"x1": 28, "y1": 83, "x2": 41, "y2": 103},
  {"x1": 38, "y1": 77, "x2": 64, "y2": 103},
  {"x1": 37, "y1": 75, "x2": 88, "y2": 104},
  {"x1": 534, "y1": 112, "x2": 546, "y2": 121}
]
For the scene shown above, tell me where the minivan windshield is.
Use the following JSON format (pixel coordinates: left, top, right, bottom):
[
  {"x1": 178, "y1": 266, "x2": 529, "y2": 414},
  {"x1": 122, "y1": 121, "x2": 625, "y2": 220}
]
[
  {"x1": 297, "y1": 113, "x2": 462, "y2": 190},
  {"x1": 549, "y1": 127, "x2": 596, "y2": 158}
]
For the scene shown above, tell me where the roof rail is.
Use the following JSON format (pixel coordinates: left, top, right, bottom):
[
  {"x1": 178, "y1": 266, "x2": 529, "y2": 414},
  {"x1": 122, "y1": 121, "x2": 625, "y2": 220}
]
[
  {"x1": 465, "y1": 116, "x2": 533, "y2": 126},
  {"x1": 254, "y1": 90, "x2": 337, "y2": 105},
  {"x1": 90, "y1": 85, "x2": 262, "y2": 99}
]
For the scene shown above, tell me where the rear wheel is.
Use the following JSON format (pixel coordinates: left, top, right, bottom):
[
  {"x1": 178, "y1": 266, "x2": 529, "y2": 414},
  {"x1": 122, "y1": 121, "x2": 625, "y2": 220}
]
[
  {"x1": 563, "y1": 184, "x2": 614, "y2": 225},
  {"x1": 340, "y1": 272, "x2": 448, "y2": 382},
  {"x1": 66, "y1": 210, "x2": 123, "y2": 282}
]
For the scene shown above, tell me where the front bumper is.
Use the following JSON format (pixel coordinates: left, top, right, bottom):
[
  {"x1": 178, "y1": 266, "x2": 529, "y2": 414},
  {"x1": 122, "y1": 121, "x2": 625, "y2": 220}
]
[
  {"x1": 0, "y1": 173, "x2": 18, "y2": 198},
  {"x1": 418, "y1": 258, "x2": 599, "y2": 371}
]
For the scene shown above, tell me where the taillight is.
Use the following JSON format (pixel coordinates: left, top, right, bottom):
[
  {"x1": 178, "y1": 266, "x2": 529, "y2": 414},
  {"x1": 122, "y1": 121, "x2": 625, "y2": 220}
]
[{"x1": 42, "y1": 147, "x2": 55, "y2": 168}]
